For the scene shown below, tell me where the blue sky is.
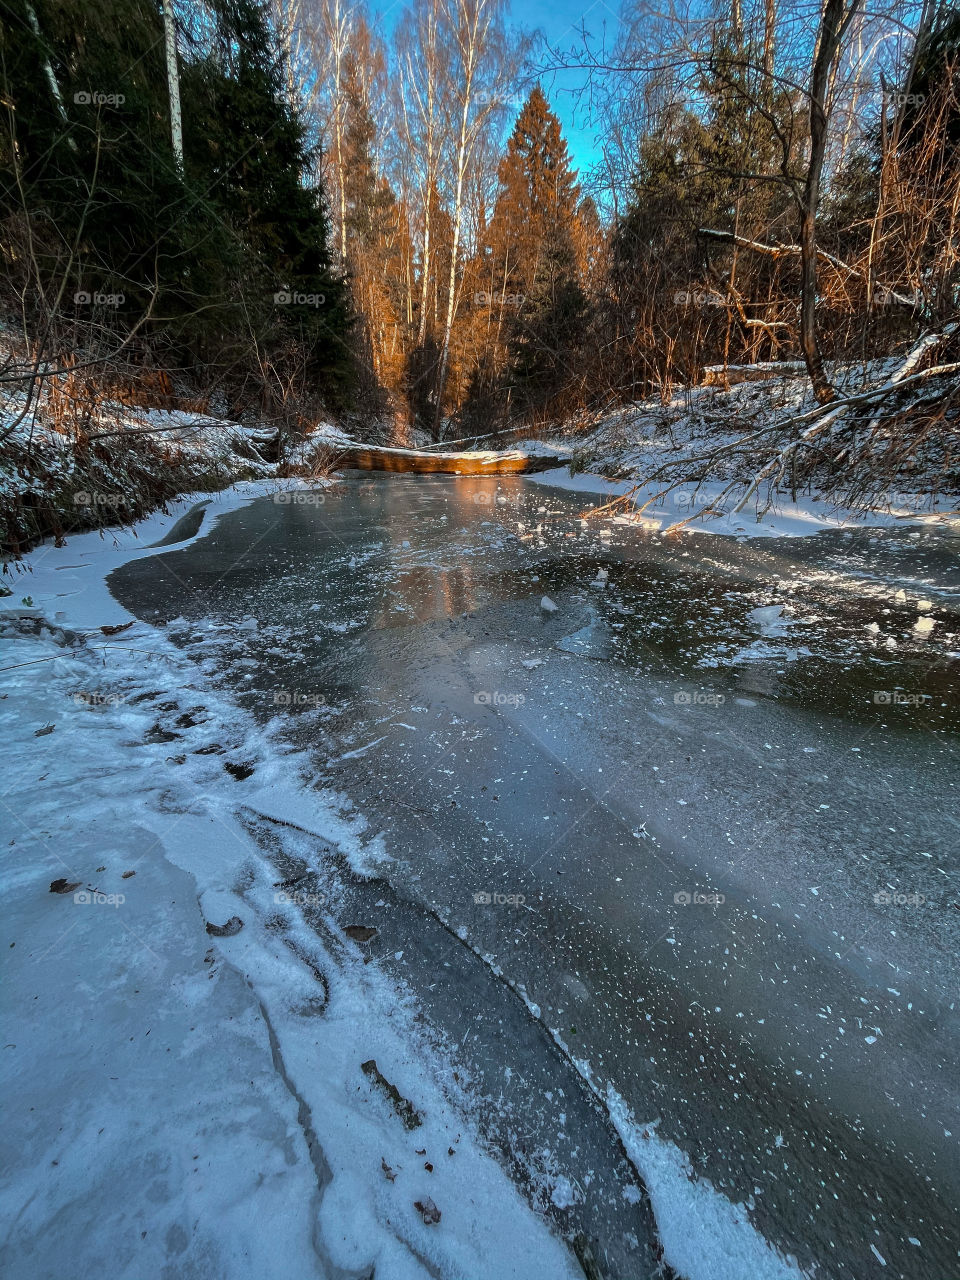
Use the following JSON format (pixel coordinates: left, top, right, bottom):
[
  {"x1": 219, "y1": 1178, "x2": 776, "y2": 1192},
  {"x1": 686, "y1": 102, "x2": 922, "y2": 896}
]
[
  {"x1": 367, "y1": 0, "x2": 619, "y2": 176},
  {"x1": 522, "y1": 0, "x2": 621, "y2": 174}
]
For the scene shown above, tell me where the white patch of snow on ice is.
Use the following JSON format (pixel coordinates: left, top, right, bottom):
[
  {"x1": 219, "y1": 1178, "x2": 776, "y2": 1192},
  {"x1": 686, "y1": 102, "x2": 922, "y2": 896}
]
[
  {"x1": 748, "y1": 604, "x2": 793, "y2": 637},
  {"x1": 550, "y1": 1176, "x2": 578, "y2": 1209},
  {"x1": 605, "y1": 1086, "x2": 805, "y2": 1280}
]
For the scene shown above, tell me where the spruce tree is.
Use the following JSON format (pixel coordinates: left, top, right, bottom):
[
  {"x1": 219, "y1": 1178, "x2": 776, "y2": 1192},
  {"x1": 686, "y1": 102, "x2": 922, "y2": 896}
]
[
  {"x1": 1, "y1": 0, "x2": 354, "y2": 408},
  {"x1": 194, "y1": 0, "x2": 353, "y2": 400},
  {"x1": 482, "y1": 87, "x2": 587, "y2": 418}
]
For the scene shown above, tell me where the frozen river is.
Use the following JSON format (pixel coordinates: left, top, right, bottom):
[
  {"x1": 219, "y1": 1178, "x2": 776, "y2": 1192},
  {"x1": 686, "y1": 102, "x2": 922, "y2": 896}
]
[{"x1": 110, "y1": 472, "x2": 960, "y2": 1280}]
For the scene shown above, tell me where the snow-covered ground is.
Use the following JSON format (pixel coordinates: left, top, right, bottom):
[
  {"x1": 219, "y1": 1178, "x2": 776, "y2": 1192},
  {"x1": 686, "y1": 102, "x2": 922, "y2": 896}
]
[
  {"x1": 0, "y1": 357, "x2": 350, "y2": 551},
  {"x1": 0, "y1": 397, "x2": 277, "y2": 499},
  {"x1": 0, "y1": 482, "x2": 827, "y2": 1280},
  {"x1": 527, "y1": 463, "x2": 957, "y2": 539},
  {"x1": 0, "y1": 486, "x2": 582, "y2": 1280},
  {"x1": 517, "y1": 365, "x2": 959, "y2": 539}
]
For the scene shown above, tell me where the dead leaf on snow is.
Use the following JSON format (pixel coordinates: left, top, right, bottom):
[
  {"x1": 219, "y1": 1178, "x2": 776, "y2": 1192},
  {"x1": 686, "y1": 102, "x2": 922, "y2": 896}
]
[
  {"x1": 414, "y1": 1197, "x2": 440, "y2": 1225},
  {"x1": 360, "y1": 1059, "x2": 423, "y2": 1130},
  {"x1": 49, "y1": 879, "x2": 81, "y2": 894},
  {"x1": 223, "y1": 760, "x2": 255, "y2": 780},
  {"x1": 205, "y1": 916, "x2": 244, "y2": 937}
]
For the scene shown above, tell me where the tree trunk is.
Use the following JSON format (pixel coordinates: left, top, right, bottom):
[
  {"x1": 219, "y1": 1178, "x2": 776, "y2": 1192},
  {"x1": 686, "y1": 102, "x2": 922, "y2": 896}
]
[
  {"x1": 763, "y1": 0, "x2": 776, "y2": 78},
  {"x1": 432, "y1": 0, "x2": 513, "y2": 436},
  {"x1": 419, "y1": 209, "x2": 433, "y2": 345},
  {"x1": 434, "y1": 84, "x2": 472, "y2": 436},
  {"x1": 161, "y1": 0, "x2": 184, "y2": 173},
  {"x1": 798, "y1": 199, "x2": 832, "y2": 403},
  {"x1": 730, "y1": 0, "x2": 743, "y2": 44},
  {"x1": 395, "y1": 8, "x2": 442, "y2": 349},
  {"x1": 332, "y1": 4, "x2": 348, "y2": 263},
  {"x1": 799, "y1": 0, "x2": 862, "y2": 405}
]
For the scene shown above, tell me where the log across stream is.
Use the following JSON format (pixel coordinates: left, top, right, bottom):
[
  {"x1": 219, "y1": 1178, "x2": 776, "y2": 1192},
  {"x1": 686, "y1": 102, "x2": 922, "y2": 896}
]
[{"x1": 334, "y1": 443, "x2": 563, "y2": 474}]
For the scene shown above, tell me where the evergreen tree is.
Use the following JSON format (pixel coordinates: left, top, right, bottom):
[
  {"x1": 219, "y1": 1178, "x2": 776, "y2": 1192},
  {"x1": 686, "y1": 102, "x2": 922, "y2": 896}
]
[
  {"x1": 487, "y1": 87, "x2": 582, "y2": 299},
  {"x1": 1, "y1": 0, "x2": 203, "y2": 328},
  {"x1": 1, "y1": 0, "x2": 354, "y2": 408},
  {"x1": 480, "y1": 87, "x2": 587, "y2": 418},
  {"x1": 190, "y1": 0, "x2": 353, "y2": 401}
]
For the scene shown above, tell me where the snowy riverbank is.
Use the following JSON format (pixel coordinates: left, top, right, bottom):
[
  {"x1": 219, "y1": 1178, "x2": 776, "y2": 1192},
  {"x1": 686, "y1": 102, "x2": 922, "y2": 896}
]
[
  {"x1": 517, "y1": 365, "x2": 959, "y2": 539},
  {"x1": 0, "y1": 485, "x2": 582, "y2": 1280},
  {"x1": 0, "y1": 365, "x2": 352, "y2": 553},
  {"x1": 529, "y1": 463, "x2": 958, "y2": 539}
]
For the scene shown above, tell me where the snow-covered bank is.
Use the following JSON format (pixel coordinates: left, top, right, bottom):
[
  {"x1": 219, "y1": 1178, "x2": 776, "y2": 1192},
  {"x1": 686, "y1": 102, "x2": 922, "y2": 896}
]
[
  {"x1": 528, "y1": 464, "x2": 956, "y2": 539},
  {"x1": 0, "y1": 362, "x2": 350, "y2": 553},
  {"x1": 0, "y1": 397, "x2": 271, "y2": 553},
  {"x1": 0, "y1": 497, "x2": 582, "y2": 1280},
  {"x1": 517, "y1": 364, "x2": 959, "y2": 539}
]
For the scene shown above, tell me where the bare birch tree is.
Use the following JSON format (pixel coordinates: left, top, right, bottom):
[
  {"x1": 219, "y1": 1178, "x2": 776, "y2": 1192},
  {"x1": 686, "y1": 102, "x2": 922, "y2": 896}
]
[
  {"x1": 395, "y1": 1, "x2": 449, "y2": 347},
  {"x1": 161, "y1": 0, "x2": 184, "y2": 172},
  {"x1": 431, "y1": 0, "x2": 526, "y2": 433}
]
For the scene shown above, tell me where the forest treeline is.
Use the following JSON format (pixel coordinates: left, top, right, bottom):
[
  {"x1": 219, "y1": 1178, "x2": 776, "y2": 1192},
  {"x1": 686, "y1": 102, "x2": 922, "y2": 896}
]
[{"x1": 2, "y1": 0, "x2": 958, "y2": 441}]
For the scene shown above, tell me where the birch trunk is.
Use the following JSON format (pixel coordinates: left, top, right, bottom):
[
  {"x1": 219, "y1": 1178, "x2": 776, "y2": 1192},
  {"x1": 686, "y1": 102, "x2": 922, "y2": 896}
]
[{"x1": 161, "y1": 0, "x2": 184, "y2": 173}]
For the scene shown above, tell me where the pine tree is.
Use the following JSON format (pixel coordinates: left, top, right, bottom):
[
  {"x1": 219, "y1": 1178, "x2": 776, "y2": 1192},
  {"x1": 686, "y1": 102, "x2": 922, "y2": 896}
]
[
  {"x1": 479, "y1": 87, "x2": 587, "y2": 418},
  {"x1": 195, "y1": 0, "x2": 353, "y2": 399},
  {"x1": 1, "y1": 0, "x2": 354, "y2": 409}
]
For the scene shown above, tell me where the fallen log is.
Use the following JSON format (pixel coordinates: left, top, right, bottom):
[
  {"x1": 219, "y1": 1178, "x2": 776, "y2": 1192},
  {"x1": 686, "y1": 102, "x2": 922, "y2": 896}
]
[
  {"x1": 333, "y1": 443, "x2": 562, "y2": 475},
  {"x1": 702, "y1": 362, "x2": 806, "y2": 387}
]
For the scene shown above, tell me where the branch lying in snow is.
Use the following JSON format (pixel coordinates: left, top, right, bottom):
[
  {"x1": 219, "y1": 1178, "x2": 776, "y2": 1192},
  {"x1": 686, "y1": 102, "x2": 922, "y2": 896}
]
[
  {"x1": 730, "y1": 404, "x2": 848, "y2": 513},
  {"x1": 866, "y1": 321, "x2": 959, "y2": 433},
  {"x1": 659, "y1": 350, "x2": 960, "y2": 475},
  {"x1": 0, "y1": 644, "x2": 188, "y2": 673},
  {"x1": 83, "y1": 420, "x2": 210, "y2": 441},
  {"x1": 731, "y1": 346, "x2": 960, "y2": 514},
  {"x1": 818, "y1": 357, "x2": 960, "y2": 409},
  {"x1": 890, "y1": 321, "x2": 958, "y2": 382},
  {"x1": 0, "y1": 654, "x2": 69, "y2": 674},
  {"x1": 592, "y1": 328, "x2": 960, "y2": 528},
  {"x1": 697, "y1": 228, "x2": 922, "y2": 310}
]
